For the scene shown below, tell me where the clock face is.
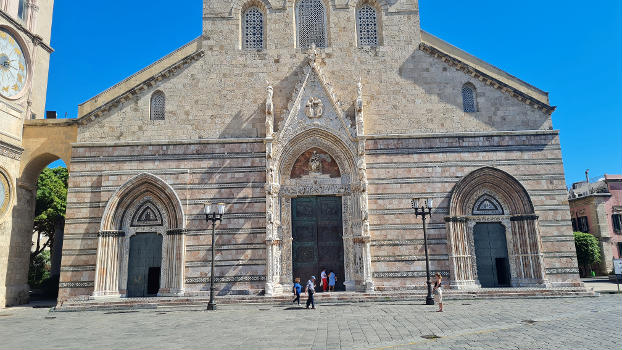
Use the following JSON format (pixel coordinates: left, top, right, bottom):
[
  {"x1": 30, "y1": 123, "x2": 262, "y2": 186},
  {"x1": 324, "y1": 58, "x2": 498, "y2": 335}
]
[{"x1": 0, "y1": 28, "x2": 28, "y2": 98}]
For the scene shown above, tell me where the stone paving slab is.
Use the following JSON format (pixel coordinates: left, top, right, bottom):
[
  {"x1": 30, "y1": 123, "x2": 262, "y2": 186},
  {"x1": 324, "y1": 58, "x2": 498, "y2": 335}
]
[{"x1": 0, "y1": 295, "x2": 620, "y2": 350}]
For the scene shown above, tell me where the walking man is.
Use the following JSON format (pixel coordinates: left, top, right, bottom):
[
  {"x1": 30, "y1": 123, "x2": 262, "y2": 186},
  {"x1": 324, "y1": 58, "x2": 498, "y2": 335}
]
[{"x1": 305, "y1": 276, "x2": 316, "y2": 309}]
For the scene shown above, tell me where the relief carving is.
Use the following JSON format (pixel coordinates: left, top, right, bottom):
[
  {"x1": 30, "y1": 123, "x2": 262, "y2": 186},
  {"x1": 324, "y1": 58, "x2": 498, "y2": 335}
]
[
  {"x1": 305, "y1": 97, "x2": 324, "y2": 119},
  {"x1": 265, "y1": 85, "x2": 274, "y2": 137}
]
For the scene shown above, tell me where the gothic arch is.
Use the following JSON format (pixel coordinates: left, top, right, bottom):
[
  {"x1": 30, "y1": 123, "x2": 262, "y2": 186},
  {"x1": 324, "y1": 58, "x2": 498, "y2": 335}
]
[
  {"x1": 278, "y1": 128, "x2": 356, "y2": 184},
  {"x1": 94, "y1": 173, "x2": 186, "y2": 298},
  {"x1": 450, "y1": 167, "x2": 534, "y2": 217},
  {"x1": 445, "y1": 167, "x2": 547, "y2": 289},
  {"x1": 100, "y1": 173, "x2": 184, "y2": 232}
]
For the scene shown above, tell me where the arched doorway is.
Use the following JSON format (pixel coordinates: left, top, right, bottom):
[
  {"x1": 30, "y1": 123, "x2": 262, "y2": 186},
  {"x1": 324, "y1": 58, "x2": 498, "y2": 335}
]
[
  {"x1": 93, "y1": 173, "x2": 186, "y2": 298},
  {"x1": 473, "y1": 223, "x2": 511, "y2": 288},
  {"x1": 446, "y1": 167, "x2": 548, "y2": 289}
]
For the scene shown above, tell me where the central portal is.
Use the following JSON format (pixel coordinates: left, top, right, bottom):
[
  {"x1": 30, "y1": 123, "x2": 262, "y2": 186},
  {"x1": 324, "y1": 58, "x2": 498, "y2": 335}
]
[{"x1": 291, "y1": 196, "x2": 345, "y2": 291}]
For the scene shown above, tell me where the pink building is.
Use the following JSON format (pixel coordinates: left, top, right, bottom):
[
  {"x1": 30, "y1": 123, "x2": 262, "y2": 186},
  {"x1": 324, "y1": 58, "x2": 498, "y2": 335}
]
[{"x1": 568, "y1": 174, "x2": 622, "y2": 275}]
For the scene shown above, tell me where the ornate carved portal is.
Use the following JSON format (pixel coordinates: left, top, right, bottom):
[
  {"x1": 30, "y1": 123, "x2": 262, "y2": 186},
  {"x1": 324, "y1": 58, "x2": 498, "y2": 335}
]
[
  {"x1": 445, "y1": 167, "x2": 549, "y2": 289},
  {"x1": 93, "y1": 173, "x2": 186, "y2": 298},
  {"x1": 263, "y1": 57, "x2": 372, "y2": 295}
]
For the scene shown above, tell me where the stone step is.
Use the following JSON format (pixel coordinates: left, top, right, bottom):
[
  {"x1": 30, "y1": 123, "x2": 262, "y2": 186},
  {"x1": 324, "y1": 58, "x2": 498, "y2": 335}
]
[{"x1": 54, "y1": 287, "x2": 595, "y2": 312}]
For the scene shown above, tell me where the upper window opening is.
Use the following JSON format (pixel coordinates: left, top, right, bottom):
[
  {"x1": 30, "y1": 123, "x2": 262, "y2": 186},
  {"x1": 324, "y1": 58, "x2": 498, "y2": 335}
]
[
  {"x1": 150, "y1": 91, "x2": 165, "y2": 121},
  {"x1": 296, "y1": 0, "x2": 327, "y2": 49},
  {"x1": 357, "y1": 4, "x2": 378, "y2": 47},
  {"x1": 462, "y1": 83, "x2": 477, "y2": 113},
  {"x1": 242, "y1": 7, "x2": 264, "y2": 50},
  {"x1": 18, "y1": 0, "x2": 25, "y2": 19}
]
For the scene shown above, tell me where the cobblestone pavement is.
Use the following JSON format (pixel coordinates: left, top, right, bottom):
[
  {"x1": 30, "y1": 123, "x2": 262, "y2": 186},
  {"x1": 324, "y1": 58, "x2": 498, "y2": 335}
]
[{"x1": 0, "y1": 295, "x2": 620, "y2": 350}]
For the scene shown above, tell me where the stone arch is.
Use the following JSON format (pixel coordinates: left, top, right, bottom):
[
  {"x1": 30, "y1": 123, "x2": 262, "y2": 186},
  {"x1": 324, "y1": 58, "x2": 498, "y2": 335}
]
[
  {"x1": 100, "y1": 173, "x2": 184, "y2": 232},
  {"x1": 240, "y1": 1, "x2": 267, "y2": 50},
  {"x1": 265, "y1": 128, "x2": 372, "y2": 295},
  {"x1": 445, "y1": 167, "x2": 547, "y2": 289},
  {"x1": 94, "y1": 173, "x2": 186, "y2": 298}
]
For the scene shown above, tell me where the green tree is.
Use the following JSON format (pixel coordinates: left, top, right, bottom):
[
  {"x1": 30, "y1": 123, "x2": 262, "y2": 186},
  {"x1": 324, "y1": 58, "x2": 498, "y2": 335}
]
[
  {"x1": 31, "y1": 167, "x2": 68, "y2": 259},
  {"x1": 573, "y1": 231, "x2": 601, "y2": 277}
]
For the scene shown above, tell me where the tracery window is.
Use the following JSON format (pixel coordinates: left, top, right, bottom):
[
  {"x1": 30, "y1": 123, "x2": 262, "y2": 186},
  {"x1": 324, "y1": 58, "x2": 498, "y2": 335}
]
[
  {"x1": 357, "y1": 4, "x2": 378, "y2": 47},
  {"x1": 296, "y1": 0, "x2": 327, "y2": 49},
  {"x1": 462, "y1": 83, "x2": 477, "y2": 113},
  {"x1": 242, "y1": 7, "x2": 264, "y2": 50},
  {"x1": 150, "y1": 91, "x2": 165, "y2": 120}
]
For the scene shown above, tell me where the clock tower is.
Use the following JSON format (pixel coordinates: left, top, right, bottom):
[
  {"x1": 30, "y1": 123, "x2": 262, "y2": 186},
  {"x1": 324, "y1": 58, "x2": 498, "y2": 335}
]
[{"x1": 0, "y1": 0, "x2": 54, "y2": 306}]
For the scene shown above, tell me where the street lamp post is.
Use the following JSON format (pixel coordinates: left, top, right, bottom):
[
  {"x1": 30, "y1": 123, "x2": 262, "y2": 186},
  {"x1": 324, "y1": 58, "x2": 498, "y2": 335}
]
[
  {"x1": 411, "y1": 198, "x2": 435, "y2": 305},
  {"x1": 204, "y1": 202, "x2": 226, "y2": 311}
]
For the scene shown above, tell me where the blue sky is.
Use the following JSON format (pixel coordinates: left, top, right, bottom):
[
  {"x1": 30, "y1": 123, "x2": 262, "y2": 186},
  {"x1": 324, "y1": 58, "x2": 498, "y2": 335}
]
[{"x1": 45, "y1": 1, "x2": 621, "y2": 186}]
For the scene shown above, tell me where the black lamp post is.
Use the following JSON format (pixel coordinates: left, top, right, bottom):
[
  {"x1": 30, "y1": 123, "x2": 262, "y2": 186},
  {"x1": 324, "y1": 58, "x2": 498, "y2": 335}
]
[
  {"x1": 412, "y1": 198, "x2": 435, "y2": 305},
  {"x1": 204, "y1": 202, "x2": 225, "y2": 311}
]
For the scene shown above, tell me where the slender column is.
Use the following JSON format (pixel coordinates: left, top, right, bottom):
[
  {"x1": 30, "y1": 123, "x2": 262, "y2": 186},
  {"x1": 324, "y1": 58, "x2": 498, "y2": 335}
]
[
  {"x1": 445, "y1": 217, "x2": 477, "y2": 289},
  {"x1": 160, "y1": 229, "x2": 185, "y2": 296},
  {"x1": 93, "y1": 230, "x2": 124, "y2": 298}
]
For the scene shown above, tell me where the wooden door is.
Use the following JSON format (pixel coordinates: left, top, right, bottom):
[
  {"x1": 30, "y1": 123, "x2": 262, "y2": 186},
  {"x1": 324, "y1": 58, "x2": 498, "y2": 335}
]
[
  {"x1": 127, "y1": 233, "x2": 163, "y2": 297},
  {"x1": 292, "y1": 196, "x2": 345, "y2": 291},
  {"x1": 473, "y1": 223, "x2": 511, "y2": 288}
]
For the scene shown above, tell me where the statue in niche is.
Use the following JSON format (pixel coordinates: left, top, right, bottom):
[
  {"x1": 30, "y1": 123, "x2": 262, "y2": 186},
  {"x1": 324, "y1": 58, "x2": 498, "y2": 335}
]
[
  {"x1": 305, "y1": 97, "x2": 323, "y2": 119},
  {"x1": 265, "y1": 85, "x2": 274, "y2": 137},
  {"x1": 355, "y1": 79, "x2": 365, "y2": 135}
]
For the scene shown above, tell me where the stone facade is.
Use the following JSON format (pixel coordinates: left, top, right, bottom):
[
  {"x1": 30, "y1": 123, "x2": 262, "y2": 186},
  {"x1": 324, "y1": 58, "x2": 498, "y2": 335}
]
[
  {"x1": 0, "y1": 0, "x2": 54, "y2": 307},
  {"x1": 0, "y1": 0, "x2": 583, "y2": 306}
]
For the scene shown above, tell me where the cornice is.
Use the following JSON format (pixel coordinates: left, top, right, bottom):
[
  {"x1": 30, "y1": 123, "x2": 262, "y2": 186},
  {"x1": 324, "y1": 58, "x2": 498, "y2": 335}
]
[
  {"x1": 418, "y1": 42, "x2": 556, "y2": 115},
  {"x1": 0, "y1": 140, "x2": 23, "y2": 160},
  {"x1": 0, "y1": 11, "x2": 53, "y2": 53},
  {"x1": 77, "y1": 49, "x2": 205, "y2": 125}
]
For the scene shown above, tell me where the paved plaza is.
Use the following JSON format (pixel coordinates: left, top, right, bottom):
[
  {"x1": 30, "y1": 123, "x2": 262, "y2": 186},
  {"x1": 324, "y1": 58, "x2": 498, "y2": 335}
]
[{"x1": 1, "y1": 295, "x2": 621, "y2": 350}]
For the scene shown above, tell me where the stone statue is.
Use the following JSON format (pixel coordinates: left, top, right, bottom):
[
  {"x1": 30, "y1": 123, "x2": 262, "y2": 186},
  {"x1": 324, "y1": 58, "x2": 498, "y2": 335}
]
[
  {"x1": 355, "y1": 79, "x2": 365, "y2": 136},
  {"x1": 265, "y1": 85, "x2": 274, "y2": 137}
]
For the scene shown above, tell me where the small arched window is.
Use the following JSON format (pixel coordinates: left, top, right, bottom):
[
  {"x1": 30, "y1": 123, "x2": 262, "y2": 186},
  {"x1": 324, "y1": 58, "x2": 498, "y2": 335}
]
[
  {"x1": 242, "y1": 7, "x2": 264, "y2": 50},
  {"x1": 357, "y1": 4, "x2": 378, "y2": 47},
  {"x1": 296, "y1": 0, "x2": 327, "y2": 49},
  {"x1": 462, "y1": 83, "x2": 477, "y2": 113},
  {"x1": 150, "y1": 91, "x2": 165, "y2": 120}
]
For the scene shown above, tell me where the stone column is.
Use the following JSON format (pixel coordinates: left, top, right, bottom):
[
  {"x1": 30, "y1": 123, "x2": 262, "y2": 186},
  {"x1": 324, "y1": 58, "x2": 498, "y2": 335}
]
[
  {"x1": 92, "y1": 230, "x2": 124, "y2": 298},
  {"x1": 445, "y1": 216, "x2": 478, "y2": 289},
  {"x1": 264, "y1": 184, "x2": 282, "y2": 296},
  {"x1": 510, "y1": 214, "x2": 547, "y2": 286},
  {"x1": 160, "y1": 229, "x2": 186, "y2": 296}
]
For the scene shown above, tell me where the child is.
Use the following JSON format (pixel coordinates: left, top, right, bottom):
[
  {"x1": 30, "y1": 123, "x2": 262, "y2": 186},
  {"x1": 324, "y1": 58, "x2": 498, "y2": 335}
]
[
  {"x1": 292, "y1": 278, "x2": 302, "y2": 305},
  {"x1": 328, "y1": 271, "x2": 336, "y2": 292}
]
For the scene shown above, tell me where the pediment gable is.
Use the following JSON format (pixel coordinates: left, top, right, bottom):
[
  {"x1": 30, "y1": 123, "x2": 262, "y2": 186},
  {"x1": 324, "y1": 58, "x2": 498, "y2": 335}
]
[{"x1": 275, "y1": 52, "x2": 355, "y2": 146}]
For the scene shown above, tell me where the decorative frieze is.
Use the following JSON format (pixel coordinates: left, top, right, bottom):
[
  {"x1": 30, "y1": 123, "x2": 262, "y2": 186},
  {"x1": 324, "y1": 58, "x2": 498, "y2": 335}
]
[
  {"x1": 59, "y1": 281, "x2": 95, "y2": 288},
  {"x1": 166, "y1": 228, "x2": 186, "y2": 235},
  {"x1": 373, "y1": 270, "x2": 450, "y2": 278},
  {"x1": 98, "y1": 230, "x2": 125, "y2": 237},
  {"x1": 61, "y1": 265, "x2": 96, "y2": 272},
  {"x1": 372, "y1": 255, "x2": 449, "y2": 262},
  {"x1": 185, "y1": 275, "x2": 266, "y2": 284},
  {"x1": 365, "y1": 144, "x2": 560, "y2": 156},
  {"x1": 71, "y1": 152, "x2": 265, "y2": 163},
  {"x1": 545, "y1": 268, "x2": 580, "y2": 275},
  {"x1": 371, "y1": 239, "x2": 447, "y2": 246},
  {"x1": 0, "y1": 141, "x2": 23, "y2": 160},
  {"x1": 63, "y1": 249, "x2": 97, "y2": 256}
]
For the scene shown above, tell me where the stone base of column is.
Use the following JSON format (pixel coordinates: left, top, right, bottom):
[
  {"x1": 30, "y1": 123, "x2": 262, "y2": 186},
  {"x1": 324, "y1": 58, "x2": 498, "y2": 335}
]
[
  {"x1": 92, "y1": 291, "x2": 122, "y2": 299},
  {"x1": 3, "y1": 284, "x2": 30, "y2": 307},
  {"x1": 449, "y1": 280, "x2": 480, "y2": 290},
  {"x1": 264, "y1": 282, "x2": 283, "y2": 296},
  {"x1": 343, "y1": 280, "x2": 356, "y2": 292},
  {"x1": 364, "y1": 280, "x2": 375, "y2": 293},
  {"x1": 511, "y1": 278, "x2": 550, "y2": 288},
  {"x1": 157, "y1": 289, "x2": 184, "y2": 297}
]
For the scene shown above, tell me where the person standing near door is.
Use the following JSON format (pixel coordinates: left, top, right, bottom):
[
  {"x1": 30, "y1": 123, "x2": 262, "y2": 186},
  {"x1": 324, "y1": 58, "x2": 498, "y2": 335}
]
[
  {"x1": 320, "y1": 269, "x2": 328, "y2": 292},
  {"x1": 292, "y1": 278, "x2": 302, "y2": 305},
  {"x1": 328, "y1": 270, "x2": 336, "y2": 292},
  {"x1": 433, "y1": 272, "x2": 443, "y2": 312},
  {"x1": 305, "y1": 276, "x2": 316, "y2": 309}
]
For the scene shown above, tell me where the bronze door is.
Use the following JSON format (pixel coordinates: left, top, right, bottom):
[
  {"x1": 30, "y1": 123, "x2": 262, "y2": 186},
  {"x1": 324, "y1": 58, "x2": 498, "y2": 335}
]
[
  {"x1": 127, "y1": 233, "x2": 162, "y2": 297},
  {"x1": 292, "y1": 196, "x2": 345, "y2": 291}
]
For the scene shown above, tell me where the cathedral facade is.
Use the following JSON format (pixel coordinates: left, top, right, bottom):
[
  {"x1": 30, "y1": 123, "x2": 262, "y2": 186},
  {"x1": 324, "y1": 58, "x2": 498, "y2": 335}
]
[{"x1": 2, "y1": 0, "x2": 583, "y2": 306}]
